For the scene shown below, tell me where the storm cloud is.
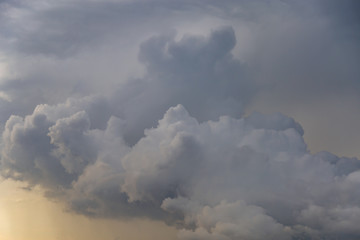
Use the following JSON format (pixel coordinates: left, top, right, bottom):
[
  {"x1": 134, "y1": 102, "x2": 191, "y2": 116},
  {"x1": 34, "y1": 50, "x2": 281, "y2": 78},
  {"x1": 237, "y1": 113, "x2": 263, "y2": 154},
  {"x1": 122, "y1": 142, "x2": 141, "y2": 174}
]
[{"x1": 1, "y1": 0, "x2": 360, "y2": 239}]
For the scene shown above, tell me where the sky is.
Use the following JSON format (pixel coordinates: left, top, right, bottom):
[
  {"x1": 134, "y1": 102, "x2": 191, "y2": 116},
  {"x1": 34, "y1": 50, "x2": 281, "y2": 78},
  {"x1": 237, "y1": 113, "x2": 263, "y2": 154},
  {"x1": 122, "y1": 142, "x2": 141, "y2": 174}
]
[{"x1": 0, "y1": 0, "x2": 360, "y2": 239}]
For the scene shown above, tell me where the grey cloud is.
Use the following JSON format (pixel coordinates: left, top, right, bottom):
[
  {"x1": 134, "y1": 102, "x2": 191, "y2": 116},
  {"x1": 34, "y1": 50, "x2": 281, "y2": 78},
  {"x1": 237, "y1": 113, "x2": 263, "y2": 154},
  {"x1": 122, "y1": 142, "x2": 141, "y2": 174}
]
[
  {"x1": 1, "y1": 0, "x2": 156, "y2": 56},
  {"x1": 0, "y1": 24, "x2": 255, "y2": 151},
  {"x1": 0, "y1": 1, "x2": 243, "y2": 128},
  {"x1": 0, "y1": 111, "x2": 73, "y2": 188},
  {"x1": 0, "y1": 1, "x2": 360, "y2": 240},
  {"x1": 2, "y1": 102, "x2": 360, "y2": 239},
  {"x1": 244, "y1": 0, "x2": 360, "y2": 98},
  {"x1": 319, "y1": 0, "x2": 360, "y2": 28},
  {"x1": 118, "y1": 105, "x2": 360, "y2": 239},
  {"x1": 2, "y1": 0, "x2": 222, "y2": 57},
  {"x1": 112, "y1": 26, "x2": 255, "y2": 144},
  {"x1": 1, "y1": 0, "x2": 359, "y2": 130},
  {"x1": 48, "y1": 111, "x2": 96, "y2": 174},
  {"x1": 0, "y1": 96, "x2": 112, "y2": 188},
  {"x1": 176, "y1": 200, "x2": 291, "y2": 240}
]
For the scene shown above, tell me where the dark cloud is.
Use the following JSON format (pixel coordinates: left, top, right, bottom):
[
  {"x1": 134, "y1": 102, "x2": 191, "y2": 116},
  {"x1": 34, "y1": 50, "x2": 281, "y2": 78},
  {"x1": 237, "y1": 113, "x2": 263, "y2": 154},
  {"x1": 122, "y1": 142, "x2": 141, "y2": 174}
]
[
  {"x1": 1, "y1": 0, "x2": 227, "y2": 57},
  {"x1": 319, "y1": 0, "x2": 360, "y2": 27},
  {"x1": 12, "y1": 1, "x2": 161, "y2": 57},
  {"x1": 112, "y1": 26, "x2": 255, "y2": 144}
]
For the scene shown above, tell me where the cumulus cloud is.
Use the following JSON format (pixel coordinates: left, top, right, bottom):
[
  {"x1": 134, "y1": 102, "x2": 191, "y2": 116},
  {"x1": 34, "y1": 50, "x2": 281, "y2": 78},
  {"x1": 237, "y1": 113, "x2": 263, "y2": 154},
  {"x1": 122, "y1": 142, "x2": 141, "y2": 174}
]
[
  {"x1": 111, "y1": 26, "x2": 255, "y2": 144},
  {"x1": 176, "y1": 200, "x2": 291, "y2": 240},
  {"x1": 2, "y1": 102, "x2": 360, "y2": 239},
  {"x1": 0, "y1": 0, "x2": 360, "y2": 240}
]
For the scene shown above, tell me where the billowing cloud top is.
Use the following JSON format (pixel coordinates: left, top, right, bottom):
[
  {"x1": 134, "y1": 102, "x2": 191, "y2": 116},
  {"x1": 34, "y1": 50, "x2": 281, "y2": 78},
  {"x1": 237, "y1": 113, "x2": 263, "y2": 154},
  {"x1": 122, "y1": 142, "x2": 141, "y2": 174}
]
[{"x1": 0, "y1": 0, "x2": 360, "y2": 239}]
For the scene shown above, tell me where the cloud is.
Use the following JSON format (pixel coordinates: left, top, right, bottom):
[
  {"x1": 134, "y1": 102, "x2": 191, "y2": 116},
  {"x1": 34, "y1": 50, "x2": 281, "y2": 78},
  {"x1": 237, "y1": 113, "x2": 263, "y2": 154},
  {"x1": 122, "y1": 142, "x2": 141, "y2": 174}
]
[
  {"x1": 0, "y1": 1, "x2": 360, "y2": 239},
  {"x1": 2, "y1": 102, "x2": 360, "y2": 239},
  {"x1": 111, "y1": 26, "x2": 255, "y2": 144},
  {"x1": 176, "y1": 200, "x2": 291, "y2": 240}
]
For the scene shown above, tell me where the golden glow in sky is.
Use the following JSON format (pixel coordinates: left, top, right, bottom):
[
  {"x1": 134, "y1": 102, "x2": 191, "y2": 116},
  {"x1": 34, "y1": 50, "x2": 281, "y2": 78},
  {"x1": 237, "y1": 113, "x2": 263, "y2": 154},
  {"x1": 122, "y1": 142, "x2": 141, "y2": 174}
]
[{"x1": 0, "y1": 180, "x2": 177, "y2": 240}]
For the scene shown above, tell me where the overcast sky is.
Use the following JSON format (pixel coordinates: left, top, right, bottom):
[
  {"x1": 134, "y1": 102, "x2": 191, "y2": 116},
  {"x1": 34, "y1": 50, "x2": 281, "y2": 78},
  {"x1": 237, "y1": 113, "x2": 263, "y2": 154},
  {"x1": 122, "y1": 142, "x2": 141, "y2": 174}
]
[{"x1": 1, "y1": 0, "x2": 360, "y2": 240}]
